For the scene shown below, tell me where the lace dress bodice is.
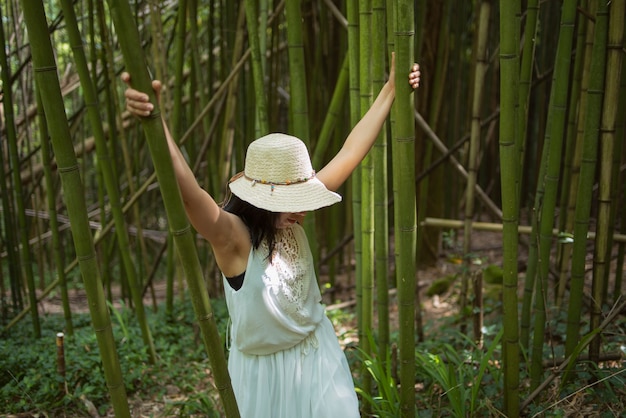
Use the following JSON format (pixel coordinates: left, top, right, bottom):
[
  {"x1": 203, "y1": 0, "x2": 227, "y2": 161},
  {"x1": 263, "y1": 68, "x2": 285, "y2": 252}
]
[{"x1": 224, "y1": 224, "x2": 325, "y2": 355}]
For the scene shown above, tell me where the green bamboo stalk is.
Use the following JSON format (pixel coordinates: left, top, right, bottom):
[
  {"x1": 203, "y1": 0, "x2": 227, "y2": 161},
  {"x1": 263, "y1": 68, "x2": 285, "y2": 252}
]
[
  {"x1": 514, "y1": 4, "x2": 543, "y2": 337},
  {"x1": 148, "y1": 0, "x2": 166, "y2": 86},
  {"x1": 358, "y1": 0, "x2": 374, "y2": 403},
  {"x1": 311, "y1": 54, "x2": 349, "y2": 292},
  {"x1": 517, "y1": 0, "x2": 539, "y2": 188},
  {"x1": 384, "y1": 0, "x2": 400, "y2": 347},
  {"x1": 286, "y1": 0, "x2": 310, "y2": 142},
  {"x1": 170, "y1": 0, "x2": 187, "y2": 141},
  {"x1": 259, "y1": 0, "x2": 269, "y2": 77},
  {"x1": 285, "y1": 0, "x2": 319, "y2": 264},
  {"x1": 189, "y1": 0, "x2": 211, "y2": 137},
  {"x1": 463, "y1": 0, "x2": 490, "y2": 345},
  {"x1": 167, "y1": 0, "x2": 187, "y2": 316},
  {"x1": 0, "y1": 3, "x2": 24, "y2": 313},
  {"x1": 556, "y1": 0, "x2": 594, "y2": 306},
  {"x1": 392, "y1": 1, "x2": 416, "y2": 416},
  {"x1": 312, "y1": 54, "x2": 349, "y2": 169},
  {"x1": 499, "y1": 0, "x2": 521, "y2": 415},
  {"x1": 347, "y1": 0, "x2": 362, "y2": 340},
  {"x1": 372, "y1": 0, "x2": 390, "y2": 358},
  {"x1": 6, "y1": 31, "x2": 41, "y2": 337},
  {"x1": 611, "y1": 20, "x2": 626, "y2": 305},
  {"x1": 59, "y1": 0, "x2": 157, "y2": 364},
  {"x1": 600, "y1": 0, "x2": 625, "y2": 305},
  {"x1": 245, "y1": 0, "x2": 269, "y2": 135},
  {"x1": 386, "y1": 0, "x2": 394, "y2": 58},
  {"x1": 425, "y1": 0, "x2": 453, "y2": 319},
  {"x1": 36, "y1": 91, "x2": 73, "y2": 336},
  {"x1": 417, "y1": 0, "x2": 447, "y2": 270},
  {"x1": 219, "y1": 5, "x2": 246, "y2": 197},
  {"x1": 21, "y1": 1, "x2": 131, "y2": 415},
  {"x1": 529, "y1": 0, "x2": 578, "y2": 389},
  {"x1": 565, "y1": 0, "x2": 609, "y2": 364},
  {"x1": 589, "y1": 0, "x2": 620, "y2": 362},
  {"x1": 96, "y1": 160, "x2": 116, "y2": 304},
  {"x1": 95, "y1": 0, "x2": 154, "y2": 306},
  {"x1": 106, "y1": 1, "x2": 239, "y2": 415}
]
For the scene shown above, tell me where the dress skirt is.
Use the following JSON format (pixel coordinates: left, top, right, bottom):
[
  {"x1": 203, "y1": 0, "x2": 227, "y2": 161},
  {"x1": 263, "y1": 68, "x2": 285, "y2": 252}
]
[{"x1": 227, "y1": 315, "x2": 360, "y2": 418}]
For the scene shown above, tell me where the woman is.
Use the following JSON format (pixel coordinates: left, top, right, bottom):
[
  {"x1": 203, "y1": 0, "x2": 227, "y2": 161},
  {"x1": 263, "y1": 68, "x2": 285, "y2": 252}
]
[{"x1": 123, "y1": 55, "x2": 420, "y2": 417}]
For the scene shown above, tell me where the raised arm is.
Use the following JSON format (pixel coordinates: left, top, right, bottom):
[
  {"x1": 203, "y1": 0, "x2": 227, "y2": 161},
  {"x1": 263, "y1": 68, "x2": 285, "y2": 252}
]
[
  {"x1": 316, "y1": 54, "x2": 420, "y2": 192},
  {"x1": 121, "y1": 73, "x2": 250, "y2": 275}
]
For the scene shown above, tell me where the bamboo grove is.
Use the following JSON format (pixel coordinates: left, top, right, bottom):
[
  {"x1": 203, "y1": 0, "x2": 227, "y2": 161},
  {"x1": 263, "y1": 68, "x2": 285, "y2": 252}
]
[{"x1": 1, "y1": 0, "x2": 624, "y2": 417}]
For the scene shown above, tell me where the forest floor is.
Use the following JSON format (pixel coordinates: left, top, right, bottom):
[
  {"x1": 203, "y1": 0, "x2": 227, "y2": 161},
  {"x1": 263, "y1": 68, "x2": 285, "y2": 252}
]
[
  {"x1": 34, "y1": 229, "x2": 502, "y2": 416},
  {"x1": 29, "y1": 227, "x2": 625, "y2": 417}
]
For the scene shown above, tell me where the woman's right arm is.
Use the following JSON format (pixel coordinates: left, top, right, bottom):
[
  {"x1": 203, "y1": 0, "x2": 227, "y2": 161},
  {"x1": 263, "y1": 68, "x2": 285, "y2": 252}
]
[{"x1": 121, "y1": 73, "x2": 250, "y2": 272}]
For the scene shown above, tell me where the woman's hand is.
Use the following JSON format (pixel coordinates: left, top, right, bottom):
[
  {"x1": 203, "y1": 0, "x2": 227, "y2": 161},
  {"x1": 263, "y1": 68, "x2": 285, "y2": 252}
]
[
  {"x1": 409, "y1": 63, "x2": 420, "y2": 89},
  {"x1": 120, "y1": 72, "x2": 162, "y2": 118},
  {"x1": 388, "y1": 52, "x2": 421, "y2": 91}
]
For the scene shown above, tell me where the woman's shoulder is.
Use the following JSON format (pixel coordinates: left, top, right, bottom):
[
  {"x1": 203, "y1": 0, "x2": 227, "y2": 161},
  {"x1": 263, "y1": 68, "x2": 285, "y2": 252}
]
[{"x1": 212, "y1": 210, "x2": 252, "y2": 277}]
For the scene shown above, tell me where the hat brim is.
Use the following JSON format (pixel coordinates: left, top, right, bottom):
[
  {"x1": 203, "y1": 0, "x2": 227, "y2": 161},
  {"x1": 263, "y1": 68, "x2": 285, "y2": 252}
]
[{"x1": 229, "y1": 175, "x2": 342, "y2": 212}]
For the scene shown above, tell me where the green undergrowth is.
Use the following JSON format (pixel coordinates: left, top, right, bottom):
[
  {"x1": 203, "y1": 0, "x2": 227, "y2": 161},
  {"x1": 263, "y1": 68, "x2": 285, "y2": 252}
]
[
  {"x1": 1, "y1": 298, "x2": 229, "y2": 417},
  {"x1": 2, "y1": 294, "x2": 624, "y2": 417},
  {"x1": 351, "y1": 309, "x2": 626, "y2": 418}
]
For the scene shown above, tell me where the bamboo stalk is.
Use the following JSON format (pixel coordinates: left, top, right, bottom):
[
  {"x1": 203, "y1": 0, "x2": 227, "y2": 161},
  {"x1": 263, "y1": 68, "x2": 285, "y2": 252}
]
[
  {"x1": 21, "y1": 1, "x2": 131, "y2": 415},
  {"x1": 36, "y1": 92, "x2": 73, "y2": 336},
  {"x1": 286, "y1": 0, "x2": 319, "y2": 266},
  {"x1": 60, "y1": 0, "x2": 157, "y2": 363},
  {"x1": 422, "y1": 217, "x2": 626, "y2": 243},
  {"x1": 106, "y1": 0, "x2": 239, "y2": 415},
  {"x1": 245, "y1": 0, "x2": 269, "y2": 135},
  {"x1": 5, "y1": 31, "x2": 40, "y2": 337},
  {"x1": 589, "y1": 0, "x2": 619, "y2": 362},
  {"x1": 556, "y1": 0, "x2": 590, "y2": 307},
  {"x1": 56, "y1": 332, "x2": 66, "y2": 395},
  {"x1": 529, "y1": 0, "x2": 578, "y2": 389},
  {"x1": 565, "y1": 0, "x2": 609, "y2": 362},
  {"x1": 372, "y1": 0, "x2": 390, "y2": 359},
  {"x1": 167, "y1": 0, "x2": 186, "y2": 311},
  {"x1": 461, "y1": 0, "x2": 490, "y2": 337},
  {"x1": 347, "y1": 0, "x2": 362, "y2": 340},
  {"x1": 499, "y1": 0, "x2": 521, "y2": 413},
  {"x1": 392, "y1": 1, "x2": 416, "y2": 415},
  {"x1": 517, "y1": 0, "x2": 539, "y2": 176},
  {"x1": 0, "y1": 3, "x2": 24, "y2": 313},
  {"x1": 358, "y1": 0, "x2": 374, "y2": 404}
]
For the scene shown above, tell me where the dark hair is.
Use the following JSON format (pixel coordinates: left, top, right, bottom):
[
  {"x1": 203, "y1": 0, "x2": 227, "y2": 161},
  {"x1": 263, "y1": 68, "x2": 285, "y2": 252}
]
[{"x1": 222, "y1": 192, "x2": 279, "y2": 258}]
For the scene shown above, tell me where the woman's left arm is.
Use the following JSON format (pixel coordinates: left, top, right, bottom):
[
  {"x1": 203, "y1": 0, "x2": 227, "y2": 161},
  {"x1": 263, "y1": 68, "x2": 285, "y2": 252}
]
[{"x1": 317, "y1": 55, "x2": 420, "y2": 191}]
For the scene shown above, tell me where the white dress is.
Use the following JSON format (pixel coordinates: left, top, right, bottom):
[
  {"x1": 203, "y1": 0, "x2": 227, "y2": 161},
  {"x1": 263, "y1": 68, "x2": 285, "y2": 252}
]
[{"x1": 224, "y1": 224, "x2": 360, "y2": 418}]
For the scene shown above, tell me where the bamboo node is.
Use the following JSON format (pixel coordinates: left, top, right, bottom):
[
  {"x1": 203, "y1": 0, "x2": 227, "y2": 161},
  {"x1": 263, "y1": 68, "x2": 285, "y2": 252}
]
[
  {"x1": 197, "y1": 312, "x2": 214, "y2": 322},
  {"x1": 34, "y1": 65, "x2": 58, "y2": 73},
  {"x1": 171, "y1": 225, "x2": 191, "y2": 236},
  {"x1": 58, "y1": 164, "x2": 80, "y2": 174}
]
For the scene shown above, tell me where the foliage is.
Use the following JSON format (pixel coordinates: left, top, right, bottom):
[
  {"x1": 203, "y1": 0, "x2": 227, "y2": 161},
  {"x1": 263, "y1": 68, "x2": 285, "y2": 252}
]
[
  {"x1": 414, "y1": 329, "x2": 503, "y2": 417},
  {"x1": 353, "y1": 327, "x2": 503, "y2": 417},
  {"x1": 354, "y1": 309, "x2": 625, "y2": 418},
  {"x1": 356, "y1": 353, "x2": 403, "y2": 416},
  {"x1": 0, "y1": 297, "x2": 229, "y2": 417}
]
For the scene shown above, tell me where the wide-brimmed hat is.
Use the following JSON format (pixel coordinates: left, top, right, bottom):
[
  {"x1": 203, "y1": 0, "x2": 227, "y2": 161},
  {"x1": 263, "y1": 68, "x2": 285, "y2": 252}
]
[{"x1": 228, "y1": 133, "x2": 342, "y2": 212}]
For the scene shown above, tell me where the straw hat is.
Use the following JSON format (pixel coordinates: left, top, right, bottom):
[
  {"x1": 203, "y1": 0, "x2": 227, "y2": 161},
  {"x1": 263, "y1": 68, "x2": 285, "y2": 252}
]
[{"x1": 228, "y1": 133, "x2": 342, "y2": 212}]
